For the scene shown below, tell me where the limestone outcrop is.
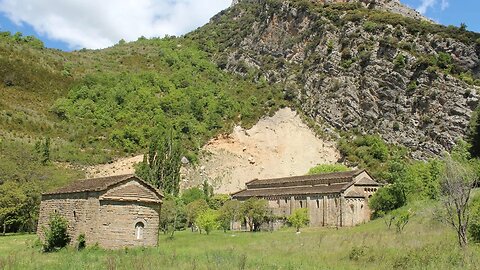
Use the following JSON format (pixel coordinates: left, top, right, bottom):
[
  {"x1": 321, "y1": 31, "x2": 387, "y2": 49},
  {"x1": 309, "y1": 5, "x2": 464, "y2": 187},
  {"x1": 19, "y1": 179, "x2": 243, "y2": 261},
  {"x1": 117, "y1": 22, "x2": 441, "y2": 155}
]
[{"x1": 208, "y1": 0, "x2": 480, "y2": 158}]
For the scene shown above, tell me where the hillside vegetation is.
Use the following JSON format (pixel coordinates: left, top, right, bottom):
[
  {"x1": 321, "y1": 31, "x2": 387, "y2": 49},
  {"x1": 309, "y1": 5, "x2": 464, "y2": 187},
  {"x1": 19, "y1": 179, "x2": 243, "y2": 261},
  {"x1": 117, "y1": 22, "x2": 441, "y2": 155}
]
[
  {"x1": 0, "y1": 200, "x2": 479, "y2": 269},
  {"x1": 1, "y1": 0, "x2": 480, "y2": 238}
]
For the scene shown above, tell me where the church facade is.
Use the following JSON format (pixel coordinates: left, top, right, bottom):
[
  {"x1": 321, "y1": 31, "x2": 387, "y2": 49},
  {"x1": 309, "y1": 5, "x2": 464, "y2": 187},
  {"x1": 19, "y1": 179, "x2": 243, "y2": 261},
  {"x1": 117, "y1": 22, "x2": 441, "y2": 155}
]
[{"x1": 232, "y1": 170, "x2": 381, "y2": 227}]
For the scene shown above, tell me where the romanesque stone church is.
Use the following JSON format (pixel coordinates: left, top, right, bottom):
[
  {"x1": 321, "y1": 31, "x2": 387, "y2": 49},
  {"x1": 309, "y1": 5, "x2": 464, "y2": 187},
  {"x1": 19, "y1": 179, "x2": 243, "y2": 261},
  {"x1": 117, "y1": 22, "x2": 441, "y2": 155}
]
[
  {"x1": 37, "y1": 174, "x2": 163, "y2": 249},
  {"x1": 232, "y1": 170, "x2": 381, "y2": 227}
]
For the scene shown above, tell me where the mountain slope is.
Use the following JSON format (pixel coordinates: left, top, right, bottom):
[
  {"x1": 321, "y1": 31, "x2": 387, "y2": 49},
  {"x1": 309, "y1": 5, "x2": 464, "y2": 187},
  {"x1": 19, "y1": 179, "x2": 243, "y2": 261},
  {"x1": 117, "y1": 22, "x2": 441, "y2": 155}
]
[{"x1": 190, "y1": 0, "x2": 480, "y2": 158}]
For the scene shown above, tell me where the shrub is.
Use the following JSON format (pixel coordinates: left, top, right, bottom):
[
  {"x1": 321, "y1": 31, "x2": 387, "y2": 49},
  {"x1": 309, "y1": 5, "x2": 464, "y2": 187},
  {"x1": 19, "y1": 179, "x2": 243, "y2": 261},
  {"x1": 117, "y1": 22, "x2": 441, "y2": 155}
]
[
  {"x1": 363, "y1": 21, "x2": 378, "y2": 32},
  {"x1": 196, "y1": 209, "x2": 219, "y2": 235},
  {"x1": 436, "y1": 52, "x2": 452, "y2": 69},
  {"x1": 181, "y1": 187, "x2": 205, "y2": 205},
  {"x1": 327, "y1": 40, "x2": 334, "y2": 54},
  {"x1": 393, "y1": 122, "x2": 400, "y2": 131},
  {"x1": 349, "y1": 246, "x2": 367, "y2": 261},
  {"x1": 288, "y1": 208, "x2": 309, "y2": 232},
  {"x1": 43, "y1": 213, "x2": 71, "y2": 252},
  {"x1": 77, "y1": 233, "x2": 86, "y2": 250},
  {"x1": 392, "y1": 209, "x2": 411, "y2": 233},
  {"x1": 308, "y1": 164, "x2": 349, "y2": 175},
  {"x1": 369, "y1": 184, "x2": 406, "y2": 216},
  {"x1": 394, "y1": 54, "x2": 406, "y2": 69},
  {"x1": 407, "y1": 81, "x2": 417, "y2": 93}
]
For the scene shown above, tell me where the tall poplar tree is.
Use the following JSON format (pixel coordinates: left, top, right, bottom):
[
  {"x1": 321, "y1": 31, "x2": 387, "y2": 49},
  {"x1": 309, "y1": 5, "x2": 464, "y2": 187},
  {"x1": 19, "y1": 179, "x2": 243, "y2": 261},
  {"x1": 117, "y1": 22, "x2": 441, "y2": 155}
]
[{"x1": 136, "y1": 129, "x2": 182, "y2": 195}]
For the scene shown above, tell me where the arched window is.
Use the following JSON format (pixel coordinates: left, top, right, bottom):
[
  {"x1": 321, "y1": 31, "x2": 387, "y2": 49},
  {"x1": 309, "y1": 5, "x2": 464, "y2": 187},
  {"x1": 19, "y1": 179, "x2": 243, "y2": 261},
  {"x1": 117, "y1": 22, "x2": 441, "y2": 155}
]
[
  {"x1": 300, "y1": 201, "x2": 303, "y2": 208},
  {"x1": 135, "y1": 222, "x2": 144, "y2": 240}
]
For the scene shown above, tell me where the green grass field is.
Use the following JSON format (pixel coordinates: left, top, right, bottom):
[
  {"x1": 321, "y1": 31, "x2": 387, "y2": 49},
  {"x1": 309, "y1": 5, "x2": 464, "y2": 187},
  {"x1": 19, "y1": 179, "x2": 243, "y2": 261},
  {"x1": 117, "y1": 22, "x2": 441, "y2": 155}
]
[{"x1": 1, "y1": 205, "x2": 479, "y2": 270}]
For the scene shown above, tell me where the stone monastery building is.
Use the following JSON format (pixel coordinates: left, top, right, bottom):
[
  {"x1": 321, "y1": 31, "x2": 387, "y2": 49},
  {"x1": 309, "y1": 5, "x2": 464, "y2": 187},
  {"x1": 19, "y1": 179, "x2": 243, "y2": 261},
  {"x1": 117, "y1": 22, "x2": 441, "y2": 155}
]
[
  {"x1": 232, "y1": 170, "x2": 381, "y2": 227},
  {"x1": 37, "y1": 174, "x2": 163, "y2": 249}
]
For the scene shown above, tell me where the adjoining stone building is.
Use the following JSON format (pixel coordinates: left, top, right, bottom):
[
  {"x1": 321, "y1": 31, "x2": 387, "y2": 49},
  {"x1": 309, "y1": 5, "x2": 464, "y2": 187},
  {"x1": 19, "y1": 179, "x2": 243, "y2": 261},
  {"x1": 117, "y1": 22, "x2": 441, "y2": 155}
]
[
  {"x1": 37, "y1": 174, "x2": 163, "y2": 249},
  {"x1": 232, "y1": 170, "x2": 381, "y2": 228}
]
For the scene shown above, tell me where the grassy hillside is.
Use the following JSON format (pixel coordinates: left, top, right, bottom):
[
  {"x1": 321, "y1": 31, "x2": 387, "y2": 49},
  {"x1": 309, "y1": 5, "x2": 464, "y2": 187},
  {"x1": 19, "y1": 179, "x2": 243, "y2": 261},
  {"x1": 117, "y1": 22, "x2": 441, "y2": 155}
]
[
  {"x1": 0, "y1": 201, "x2": 479, "y2": 269},
  {"x1": 1, "y1": 0, "x2": 479, "y2": 236}
]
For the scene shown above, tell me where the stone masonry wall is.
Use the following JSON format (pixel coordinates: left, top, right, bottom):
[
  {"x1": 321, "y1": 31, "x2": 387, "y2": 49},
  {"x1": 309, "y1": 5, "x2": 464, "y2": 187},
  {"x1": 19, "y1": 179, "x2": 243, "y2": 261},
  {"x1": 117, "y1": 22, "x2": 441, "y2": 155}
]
[
  {"x1": 97, "y1": 201, "x2": 160, "y2": 249},
  {"x1": 37, "y1": 192, "x2": 95, "y2": 246}
]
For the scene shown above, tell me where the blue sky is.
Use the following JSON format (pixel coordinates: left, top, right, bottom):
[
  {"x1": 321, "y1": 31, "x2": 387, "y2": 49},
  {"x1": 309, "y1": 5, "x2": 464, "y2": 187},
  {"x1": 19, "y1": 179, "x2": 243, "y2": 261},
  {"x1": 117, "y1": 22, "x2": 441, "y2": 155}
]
[{"x1": 0, "y1": 0, "x2": 477, "y2": 51}]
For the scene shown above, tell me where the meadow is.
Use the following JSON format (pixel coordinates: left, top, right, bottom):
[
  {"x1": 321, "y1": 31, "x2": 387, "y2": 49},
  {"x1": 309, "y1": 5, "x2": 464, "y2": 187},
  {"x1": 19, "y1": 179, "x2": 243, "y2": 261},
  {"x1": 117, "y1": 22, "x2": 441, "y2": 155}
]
[{"x1": 1, "y1": 202, "x2": 479, "y2": 270}]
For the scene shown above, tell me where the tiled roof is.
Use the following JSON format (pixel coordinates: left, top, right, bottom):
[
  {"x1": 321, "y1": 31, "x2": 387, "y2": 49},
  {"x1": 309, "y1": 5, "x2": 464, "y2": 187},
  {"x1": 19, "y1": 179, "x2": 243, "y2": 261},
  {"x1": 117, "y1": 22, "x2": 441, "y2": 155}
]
[
  {"x1": 43, "y1": 174, "x2": 163, "y2": 198},
  {"x1": 232, "y1": 170, "x2": 381, "y2": 199},
  {"x1": 232, "y1": 183, "x2": 348, "y2": 198},
  {"x1": 355, "y1": 177, "x2": 381, "y2": 186},
  {"x1": 245, "y1": 170, "x2": 365, "y2": 189}
]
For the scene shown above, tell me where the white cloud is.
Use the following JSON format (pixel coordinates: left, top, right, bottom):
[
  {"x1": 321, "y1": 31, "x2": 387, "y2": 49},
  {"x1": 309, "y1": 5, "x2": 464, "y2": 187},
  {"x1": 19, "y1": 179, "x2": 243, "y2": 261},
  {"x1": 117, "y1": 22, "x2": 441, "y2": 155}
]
[
  {"x1": 417, "y1": 0, "x2": 436, "y2": 14},
  {"x1": 416, "y1": 0, "x2": 450, "y2": 14},
  {"x1": 0, "y1": 0, "x2": 232, "y2": 49},
  {"x1": 440, "y1": 0, "x2": 449, "y2": 10}
]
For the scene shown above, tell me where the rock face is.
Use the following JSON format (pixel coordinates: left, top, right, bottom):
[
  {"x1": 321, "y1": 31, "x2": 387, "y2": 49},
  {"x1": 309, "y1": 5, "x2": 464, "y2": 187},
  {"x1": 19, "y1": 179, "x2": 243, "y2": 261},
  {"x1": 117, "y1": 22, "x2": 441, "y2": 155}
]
[
  {"x1": 209, "y1": 0, "x2": 480, "y2": 158},
  {"x1": 182, "y1": 108, "x2": 340, "y2": 193},
  {"x1": 232, "y1": 0, "x2": 428, "y2": 21}
]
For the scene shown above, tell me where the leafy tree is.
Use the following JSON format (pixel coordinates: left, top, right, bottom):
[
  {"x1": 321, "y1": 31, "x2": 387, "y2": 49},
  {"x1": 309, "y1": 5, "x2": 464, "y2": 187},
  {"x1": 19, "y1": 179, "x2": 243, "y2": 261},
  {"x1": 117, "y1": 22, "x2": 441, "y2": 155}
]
[
  {"x1": 136, "y1": 129, "x2": 182, "y2": 195},
  {"x1": 43, "y1": 213, "x2": 71, "y2": 252},
  {"x1": 241, "y1": 198, "x2": 269, "y2": 232},
  {"x1": 218, "y1": 200, "x2": 242, "y2": 232},
  {"x1": 159, "y1": 196, "x2": 185, "y2": 238},
  {"x1": 369, "y1": 184, "x2": 406, "y2": 216},
  {"x1": 288, "y1": 208, "x2": 309, "y2": 232},
  {"x1": 0, "y1": 181, "x2": 40, "y2": 234},
  {"x1": 208, "y1": 194, "x2": 230, "y2": 210},
  {"x1": 185, "y1": 199, "x2": 209, "y2": 231},
  {"x1": 196, "y1": 209, "x2": 219, "y2": 235},
  {"x1": 181, "y1": 187, "x2": 205, "y2": 205},
  {"x1": 0, "y1": 181, "x2": 25, "y2": 235},
  {"x1": 308, "y1": 164, "x2": 349, "y2": 175}
]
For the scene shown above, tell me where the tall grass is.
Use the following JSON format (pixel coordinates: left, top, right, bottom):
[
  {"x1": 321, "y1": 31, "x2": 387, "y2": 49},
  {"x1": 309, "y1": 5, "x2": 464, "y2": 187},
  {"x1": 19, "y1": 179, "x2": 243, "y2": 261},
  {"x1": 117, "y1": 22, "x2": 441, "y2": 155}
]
[{"x1": 0, "y1": 205, "x2": 479, "y2": 270}]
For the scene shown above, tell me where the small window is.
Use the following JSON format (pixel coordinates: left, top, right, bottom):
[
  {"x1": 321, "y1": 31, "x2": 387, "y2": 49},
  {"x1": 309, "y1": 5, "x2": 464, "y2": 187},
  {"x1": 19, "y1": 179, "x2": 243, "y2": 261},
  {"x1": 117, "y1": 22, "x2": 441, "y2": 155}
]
[
  {"x1": 135, "y1": 222, "x2": 144, "y2": 240},
  {"x1": 300, "y1": 201, "x2": 303, "y2": 208},
  {"x1": 73, "y1": 211, "x2": 77, "y2": 222},
  {"x1": 316, "y1": 199, "x2": 320, "y2": 209},
  {"x1": 284, "y1": 198, "x2": 288, "y2": 204}
]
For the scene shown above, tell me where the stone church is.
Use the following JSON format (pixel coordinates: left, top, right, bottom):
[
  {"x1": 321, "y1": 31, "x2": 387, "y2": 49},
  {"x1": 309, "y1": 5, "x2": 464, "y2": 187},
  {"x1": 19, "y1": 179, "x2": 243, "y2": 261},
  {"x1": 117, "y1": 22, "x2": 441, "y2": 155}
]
[
  {"x1": 232, "y1": 170, "x2": 381, "y2": 227},
  {"x1": 37, "y1": 174, "x2": 163, "y2": 249}
]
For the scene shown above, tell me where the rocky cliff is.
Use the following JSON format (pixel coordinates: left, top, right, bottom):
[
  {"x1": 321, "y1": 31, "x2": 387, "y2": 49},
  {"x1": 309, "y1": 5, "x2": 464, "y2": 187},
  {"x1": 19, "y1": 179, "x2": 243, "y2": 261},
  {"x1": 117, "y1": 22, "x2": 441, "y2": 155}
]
[
  {"x1": 232, "y1": 0, "x2": 428, "y2": 21},
  {"x1": 194, "y1": 0, "x2": 480, "y2": 158}
]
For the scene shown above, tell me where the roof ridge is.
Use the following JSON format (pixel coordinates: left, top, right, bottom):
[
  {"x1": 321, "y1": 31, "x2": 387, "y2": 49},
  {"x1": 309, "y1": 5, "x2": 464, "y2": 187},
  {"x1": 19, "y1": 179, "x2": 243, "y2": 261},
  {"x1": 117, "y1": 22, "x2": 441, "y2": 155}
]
[{"x1": 43, "y1": 174, "x2": 163, "y2": 197}]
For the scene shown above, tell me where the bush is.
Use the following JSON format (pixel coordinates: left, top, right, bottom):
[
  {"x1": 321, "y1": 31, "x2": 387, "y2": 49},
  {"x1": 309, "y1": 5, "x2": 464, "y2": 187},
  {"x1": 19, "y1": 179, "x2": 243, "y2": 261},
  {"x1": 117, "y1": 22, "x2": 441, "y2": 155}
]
[
  {"x1": 436, "y1": 52, "x2": 452, "y2": 69},
  {"x1": 181, "y1": 187, "x2": 205, "y2": 205},
  {"x1": 369, "y1": 184, "x2": 406, "y2": 216},
  {"x1": 394, "y1": 54, "x2": 406, "y2": 69},
  {"x1": 43, "y1": 213, "x2": 71, "y2": 252},
  {"x1": 363, "y1": 21, "x2": 378, "y2": 32},
  {"x1": 77, "y1": 233, "x2": 86, "y2": 250},
  {"x1": 196, "y1": 209, "x2": 219, "y2": 235},
  {"x1": 288, "y1": 208, "x2": 309, "y2": 232},
  {"x1": 308, "y1": 164, "x2": 349, "y2": 175}
]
